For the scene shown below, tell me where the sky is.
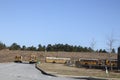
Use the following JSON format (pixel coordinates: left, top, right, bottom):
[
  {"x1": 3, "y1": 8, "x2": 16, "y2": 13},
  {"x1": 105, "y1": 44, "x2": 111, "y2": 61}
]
[{"x1": 0, "y1": 0, "x2": 120, "y2": 51}]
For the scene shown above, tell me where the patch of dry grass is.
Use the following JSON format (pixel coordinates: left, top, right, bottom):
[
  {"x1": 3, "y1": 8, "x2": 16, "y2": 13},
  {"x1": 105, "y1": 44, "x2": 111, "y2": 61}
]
[{"x1": 38, "y1": 63, "x2": 120, "y2": 79}]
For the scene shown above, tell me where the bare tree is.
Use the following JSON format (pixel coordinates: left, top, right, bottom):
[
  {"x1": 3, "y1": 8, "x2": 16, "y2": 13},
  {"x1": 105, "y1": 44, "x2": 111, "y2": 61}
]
[
  {"x1": 90, "y1": 38, "x2": 96, "y2": 52},
  {"x1": 106, "y1": 33, "x2": 116, "y2": 70},
  {"x1": 106, "y1": 33, "x2": 116, "y2": 53}
]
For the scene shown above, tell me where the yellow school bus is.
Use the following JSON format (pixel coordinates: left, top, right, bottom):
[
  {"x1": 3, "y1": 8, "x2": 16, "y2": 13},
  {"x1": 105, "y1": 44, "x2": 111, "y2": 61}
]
[
  {"x1": 14, "y1": 55, "x2": 23, "y2": 63},
  {"x1": 45, "y1": 57, "x2": 70, "y2": 64},
  {"x1": 79, "y1": 58, "x2": 99, "y2": 66},
  {"x1": 29, "y1": 55, "x2": 37, "y2": 64},
  {"x1": 105, "y1": 59, "x2": 117, "y2": 67}
]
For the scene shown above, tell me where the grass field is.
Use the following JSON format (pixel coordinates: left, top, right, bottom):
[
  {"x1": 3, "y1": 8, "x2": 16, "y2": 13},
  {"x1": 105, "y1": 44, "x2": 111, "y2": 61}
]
[{"x1": 37, "y1": 63, "x2": 120, "y2": 79}]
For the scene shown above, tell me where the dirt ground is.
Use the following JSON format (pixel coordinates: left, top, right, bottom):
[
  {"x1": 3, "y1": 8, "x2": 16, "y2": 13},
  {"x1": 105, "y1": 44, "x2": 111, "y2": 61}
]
[{"x1": 37, "y1": 63, "x2": 120, "y2": 80}]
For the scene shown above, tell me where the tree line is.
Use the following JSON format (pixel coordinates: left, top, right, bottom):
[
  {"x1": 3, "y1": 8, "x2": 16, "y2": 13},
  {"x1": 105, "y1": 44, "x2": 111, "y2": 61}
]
[{"x1": 0, "y1": 42, "x2": 115, "y2": 53}]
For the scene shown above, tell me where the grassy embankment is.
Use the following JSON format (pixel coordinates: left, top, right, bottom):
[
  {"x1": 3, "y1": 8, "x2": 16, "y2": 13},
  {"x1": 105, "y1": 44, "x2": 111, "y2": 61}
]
[{"x1": 37, "y1": 63, "x2": 120, "y2": 79}]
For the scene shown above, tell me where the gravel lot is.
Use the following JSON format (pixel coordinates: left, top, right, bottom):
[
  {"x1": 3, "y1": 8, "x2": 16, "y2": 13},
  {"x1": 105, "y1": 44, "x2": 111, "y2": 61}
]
[{"x1": 0, "y1": 63, "x2": 79, "y2": 80}]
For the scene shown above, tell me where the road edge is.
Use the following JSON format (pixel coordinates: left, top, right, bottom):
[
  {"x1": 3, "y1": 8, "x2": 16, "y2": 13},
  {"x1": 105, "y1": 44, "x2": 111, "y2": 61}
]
[{"x1": 35, "y1": 63, "x2": 57, "y2": 77}]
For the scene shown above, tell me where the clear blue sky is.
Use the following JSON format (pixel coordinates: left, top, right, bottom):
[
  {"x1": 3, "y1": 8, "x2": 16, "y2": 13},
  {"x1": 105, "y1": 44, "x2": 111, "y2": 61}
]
[{"x1": 0, "y1": 0, "x2": 120, "y2": 51}]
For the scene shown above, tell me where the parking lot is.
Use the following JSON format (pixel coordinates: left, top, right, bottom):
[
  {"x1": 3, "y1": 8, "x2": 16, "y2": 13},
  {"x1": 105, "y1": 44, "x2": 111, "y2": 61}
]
[{"x1": 0, "y1": 63, "x2": 81, "y2": 80}]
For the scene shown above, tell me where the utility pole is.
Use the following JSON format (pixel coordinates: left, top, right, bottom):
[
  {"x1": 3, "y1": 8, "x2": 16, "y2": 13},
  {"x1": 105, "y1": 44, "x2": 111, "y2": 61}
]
[{"x1": 117, "y1": 47, "x2": 120, "y2": 70}]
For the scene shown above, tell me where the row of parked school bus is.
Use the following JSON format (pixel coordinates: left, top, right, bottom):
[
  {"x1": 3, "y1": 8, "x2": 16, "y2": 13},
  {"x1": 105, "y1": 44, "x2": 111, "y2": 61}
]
[
  {"x1": 14, "y1": 55, "x2": 37, "y2": 64},
  {"x1": 45, "y1": 57, "x2": 118, "y2": 69},
  {"x1": 45, "y1": 47, "x2": 120, "y2": 70},
  {"x1": 14, "y1": 47, "x2": 120, "y2": 69},
  {"x1": 15, "y1": 55, "x2": 119, "y2": 69},
  {"x1": 75, "y1": 58, "x2": 118, "y2": 69}
]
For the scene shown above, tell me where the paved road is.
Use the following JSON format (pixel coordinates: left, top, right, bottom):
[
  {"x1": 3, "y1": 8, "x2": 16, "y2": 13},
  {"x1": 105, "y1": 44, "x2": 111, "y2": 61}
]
[{"x1": 0, "y1": 63, "x2": 79, "y2": 80}]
